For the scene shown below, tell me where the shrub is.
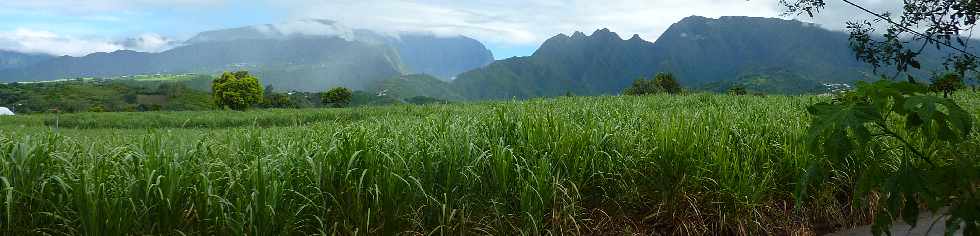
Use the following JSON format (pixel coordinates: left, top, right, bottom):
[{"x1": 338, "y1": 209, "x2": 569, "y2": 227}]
[
  {"x1": 654, "y1": 72, "x2": 682, "y2": 94},
  {"x1": 263, "y1": 93, "x2": 294, "y2": 108},
  {"x1": 624, "y1": 72, "x2": 682, "y2": 95}
]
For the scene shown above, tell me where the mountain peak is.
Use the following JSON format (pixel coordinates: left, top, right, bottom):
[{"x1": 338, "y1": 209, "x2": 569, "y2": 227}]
[
  {"x1": 186, "y1": 19, "x2": 355, "y2": 44},
  {"x1": 571, "y1": 31, "x2": 587, "y2": 39},
  {"x1": 629, "y1": 34, "x2": 643, "y2": 41},
  {"x1": 592, "y1": 28, "x2": 621, "y2": 40},
  {"x1": 679, "y1": 15, "x2": 711, "y2": 23}
]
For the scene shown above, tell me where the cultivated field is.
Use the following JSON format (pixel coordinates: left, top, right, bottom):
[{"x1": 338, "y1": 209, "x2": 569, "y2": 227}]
[{"x1": 1, "y1": 94, "x2": 978, "y2": 235}]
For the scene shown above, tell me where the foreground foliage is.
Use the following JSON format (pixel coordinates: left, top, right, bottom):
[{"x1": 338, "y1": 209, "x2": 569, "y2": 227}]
[
  {"x1": 1, "y1": 94, "x2": 977, "y2": 235},
  {"x1": 803, "y1": 80, "x2": 978, "y2": 235}
]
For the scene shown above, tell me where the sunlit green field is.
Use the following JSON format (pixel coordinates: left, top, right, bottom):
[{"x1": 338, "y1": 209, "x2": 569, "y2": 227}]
[{"x1": 1, "y1": 93, "x2": 978, "y2": 235}]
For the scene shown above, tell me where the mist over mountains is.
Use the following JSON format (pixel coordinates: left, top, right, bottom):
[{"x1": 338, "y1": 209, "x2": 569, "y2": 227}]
[
  {"x1": 0, "y1": 20, "x2": 495, "y2": 91},
  {"x1": 2, "y1": 16, "x2": 972, "y2": 98}
]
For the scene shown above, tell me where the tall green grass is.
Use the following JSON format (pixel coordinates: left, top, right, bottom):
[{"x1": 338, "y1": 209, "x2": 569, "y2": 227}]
[{"x1": 1, "y1": 93, "x2": 977, "y2": 235}]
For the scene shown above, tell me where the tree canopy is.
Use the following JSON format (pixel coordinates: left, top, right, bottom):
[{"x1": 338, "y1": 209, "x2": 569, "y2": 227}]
[
  {"x1": 212, "y1": 71, "x2": 263, "y2": 111},
  {"x1": 322, "y1": 87, "x2": 353, "y2": 108}
]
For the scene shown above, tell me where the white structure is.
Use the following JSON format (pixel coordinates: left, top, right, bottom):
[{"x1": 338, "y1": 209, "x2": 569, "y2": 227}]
[{"x1": 0, "y1": 107, "x2": 13, "y2": 116}]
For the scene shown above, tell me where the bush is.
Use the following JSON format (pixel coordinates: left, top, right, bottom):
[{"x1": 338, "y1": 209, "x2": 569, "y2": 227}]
[
  {"x1": 211, "y1": 71, "x2": 263, "y2": 111},
  {"x1": 624, "y1": 72, "x2": 682, "y2": 95},
  {"x1": 263, "y1": 93, "x2": 295, "y2": 108},
  {"x1": 322, "y1": 87, "x2": 353, "y2": 108},
  {"x1": 654, "y1": 72, "x2": 682, "y2": 94}
]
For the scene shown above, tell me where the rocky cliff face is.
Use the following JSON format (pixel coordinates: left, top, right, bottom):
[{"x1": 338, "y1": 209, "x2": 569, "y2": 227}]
[{"x1": 393, "y1": 34, "x2": 494, "y2": 80}]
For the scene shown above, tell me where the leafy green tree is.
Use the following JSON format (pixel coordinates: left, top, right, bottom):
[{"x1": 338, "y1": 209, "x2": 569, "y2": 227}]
[
  {"x1": 322, "y1": 87, "x2": 353, "y2": 108},
  {"x1": 654, "y1": 72, "x2": 682, "y2": 94},
  {"x1": 784, "y1": 0, "x2": 980, "y2": 233},
  {"x1": 930, "y1": 73, "x2": 965, "y2": 98},
  {"x1": 211, "y1": 71, "x2": 263, "y2": 111}
]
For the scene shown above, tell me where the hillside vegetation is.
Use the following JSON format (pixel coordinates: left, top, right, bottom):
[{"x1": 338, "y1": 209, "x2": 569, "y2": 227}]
[{"x1": 0, "y1": 76, "x2": 215, "y2": 113}]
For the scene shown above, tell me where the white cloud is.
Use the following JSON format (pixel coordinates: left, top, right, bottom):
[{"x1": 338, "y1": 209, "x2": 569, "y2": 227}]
[
  {"x1": 0, "y1": 0, "x2": 909, "y2": 57},
  {"x1": 272, "y1": 20, "x2": 356, "y2": 40},
  {"x1": 269, "y1": 0, "x2": 910, "y2": 47},
  {"x1": 0, "y1": 0, "x2": 226, "y2": 14},
  {"x1": 118, "y1": 33, "x2": 180, "y2": 53},
  {"x1": 787, "y1": 0, "x2": 904, "y2": 30},
  {"x1": 0, "y1": 29, "x2": 122, "y2": 56},
  {"x1": 0, "y1": 29, "x2": 179, "y2": 56},
  {"x1": 271, "y1": 0, "x2": 785, "y2": 46}
]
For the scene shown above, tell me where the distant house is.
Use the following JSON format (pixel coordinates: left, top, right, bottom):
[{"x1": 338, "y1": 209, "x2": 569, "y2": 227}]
[{"x1": 0, "y1": 107, "x2": 13, "y2": 115}]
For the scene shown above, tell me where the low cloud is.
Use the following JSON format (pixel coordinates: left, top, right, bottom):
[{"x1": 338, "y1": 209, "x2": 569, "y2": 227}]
[
  {"x1": 0, "y1": 29, "x2": 178, "y2": 56},
  {"x1": 0, "y1": 29, "x2": 122, "y2": 56},
  {"x1": 273, "y1": 0, "x2": 784, "y2": 46},
  {"x1": 0, "y1": 0, "x2": 909, "y2": 57},
  {"x1": 272, "y1": 0, "x2": 907, "y2": 46},
  {"x1": 117, "y1": 33, "x2": 180, "y2": 53},
  {"x1": 0, "y1": 0, "x2": 225, "y2": 14}
]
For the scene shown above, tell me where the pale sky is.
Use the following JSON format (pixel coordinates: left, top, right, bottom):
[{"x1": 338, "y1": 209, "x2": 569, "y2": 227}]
[{"x1": 0, "y1": 0, "x2": 903, "y2": 58}]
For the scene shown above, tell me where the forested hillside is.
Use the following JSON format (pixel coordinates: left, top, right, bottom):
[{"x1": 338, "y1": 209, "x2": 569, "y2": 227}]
[{"x1": 453, "y1": 16, "x2": 978, "y2": 99}]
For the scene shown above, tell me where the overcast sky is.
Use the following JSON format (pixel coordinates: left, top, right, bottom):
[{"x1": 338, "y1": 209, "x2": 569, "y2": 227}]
[{"x1": 0, "y1": 0, "x2": 902, "y2": 58}]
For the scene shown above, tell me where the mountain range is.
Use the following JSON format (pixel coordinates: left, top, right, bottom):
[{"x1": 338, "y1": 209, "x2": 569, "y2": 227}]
[
  {"x1": 0, "y1": 20, "x2": 494, "y2": 91},
  {"x1": 2, "y1": 16, "x2": 972, "y2": 99},
  {"x1": 0, "y1": 50, "x2": 53, "y2": 71},
  {"x1": 455, "y1": 16, "x2": 894, "y2": 99},
  {"x1": 454, "y1": 16, "x2": 978, "y2": 99}
]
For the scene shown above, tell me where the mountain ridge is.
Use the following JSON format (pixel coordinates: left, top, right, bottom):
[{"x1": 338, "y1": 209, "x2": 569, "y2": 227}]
[
  {"x1": 452, "y1": 15, "x2": 976, "y2": 99},
  {"x1": 0, "y1": 50, "x2": 54, "y2": 71},
  {"x1": 0, "y1": 19, "x2": 495, "y2": 90}
]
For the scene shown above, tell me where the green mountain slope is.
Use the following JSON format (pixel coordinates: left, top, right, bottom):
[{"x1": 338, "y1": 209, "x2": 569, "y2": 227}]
[
  {"x1": 0, "y1": 38, "x2": 405, "y2": 91},
  {"x1": 0, "y1": 20, "x2": 495, "y2": 91},
  {"x1": 0, "y1": 50, "x2": 52, "y2": 70},
  {"x1": 452, "y1": 16, "x2": 976, "y2": 99},
  {"x1": 454, "y1": 29, "x2": 660, "y2": 99},
  {"x1": 366, "y1": 74, "x2": 463, "y2": 100}
]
